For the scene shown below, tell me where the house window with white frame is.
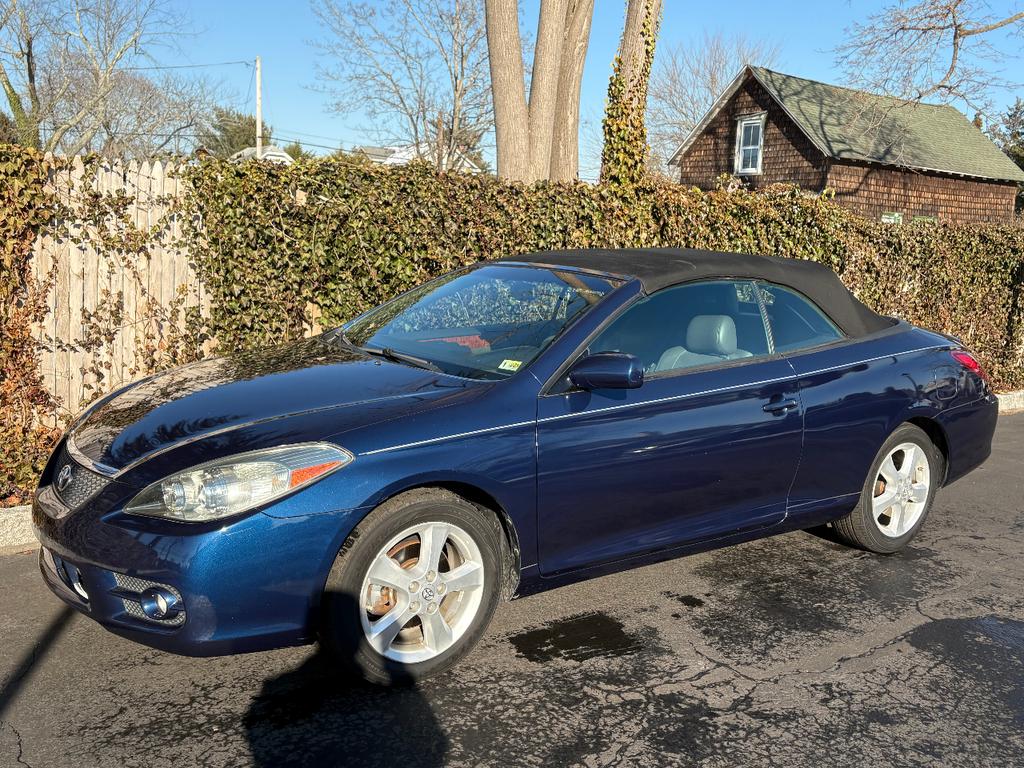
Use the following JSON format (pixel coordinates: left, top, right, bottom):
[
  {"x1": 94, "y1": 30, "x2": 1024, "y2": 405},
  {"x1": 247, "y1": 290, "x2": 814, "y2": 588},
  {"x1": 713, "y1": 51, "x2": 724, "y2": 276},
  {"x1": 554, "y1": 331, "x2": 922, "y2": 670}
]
[{"x1": 734, "y1": 114, "x2": 766, "y2": 175}]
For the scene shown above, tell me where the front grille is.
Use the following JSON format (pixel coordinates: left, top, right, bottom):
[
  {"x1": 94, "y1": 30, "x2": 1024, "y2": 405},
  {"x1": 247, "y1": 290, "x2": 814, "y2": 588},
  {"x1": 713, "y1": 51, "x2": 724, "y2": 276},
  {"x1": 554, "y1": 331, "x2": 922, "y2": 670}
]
[
  {"x1": 53, "y1": 445, "x2": 109, "y2": 509},
  {"x1": 112, "y1": 572, "x2": 186, "y2": 627}
]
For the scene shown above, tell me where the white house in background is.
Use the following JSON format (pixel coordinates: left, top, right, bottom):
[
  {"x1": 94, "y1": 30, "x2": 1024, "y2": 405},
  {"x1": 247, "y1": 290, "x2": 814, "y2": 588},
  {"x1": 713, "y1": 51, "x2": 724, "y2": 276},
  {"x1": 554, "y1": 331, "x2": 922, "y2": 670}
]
[
  {"x1": 353, "y1": 144, "x2": 485, "y2": 173},
  {"x1": 229, "y1": 145, "x2": 294, "y2": 165}
]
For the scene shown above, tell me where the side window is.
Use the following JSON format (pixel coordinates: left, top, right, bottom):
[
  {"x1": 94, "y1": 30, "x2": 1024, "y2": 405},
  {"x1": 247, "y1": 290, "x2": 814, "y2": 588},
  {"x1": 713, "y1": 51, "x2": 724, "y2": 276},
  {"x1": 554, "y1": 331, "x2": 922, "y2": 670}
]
[
  {"x1": 759, "y1": 283, "x2": 844, "y2": 353},
  {"x1": 589, "y1": 280, "x2": 771, "y2": 375}
]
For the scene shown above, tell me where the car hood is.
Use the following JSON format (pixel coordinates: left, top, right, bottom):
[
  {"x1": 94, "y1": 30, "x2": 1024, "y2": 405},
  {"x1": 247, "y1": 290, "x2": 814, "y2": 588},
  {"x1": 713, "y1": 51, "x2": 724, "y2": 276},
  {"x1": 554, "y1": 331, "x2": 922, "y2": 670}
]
[{"x1": 69, "y1": 337, "x2": 470, "y2": 472}]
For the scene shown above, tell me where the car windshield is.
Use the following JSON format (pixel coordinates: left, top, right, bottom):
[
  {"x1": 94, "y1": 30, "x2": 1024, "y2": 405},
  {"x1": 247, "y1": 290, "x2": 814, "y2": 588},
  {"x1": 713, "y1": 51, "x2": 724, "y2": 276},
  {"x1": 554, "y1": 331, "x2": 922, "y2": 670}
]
[{"x1": 342, "y1": 264, "x2": 622, "y2": 380}]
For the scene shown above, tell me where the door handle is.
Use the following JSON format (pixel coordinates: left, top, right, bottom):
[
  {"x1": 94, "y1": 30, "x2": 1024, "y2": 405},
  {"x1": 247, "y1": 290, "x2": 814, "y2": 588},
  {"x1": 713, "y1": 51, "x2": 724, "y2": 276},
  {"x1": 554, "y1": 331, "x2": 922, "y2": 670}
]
[{"x1": 763, "y1": 398, "x2": 799, "y2": 415}]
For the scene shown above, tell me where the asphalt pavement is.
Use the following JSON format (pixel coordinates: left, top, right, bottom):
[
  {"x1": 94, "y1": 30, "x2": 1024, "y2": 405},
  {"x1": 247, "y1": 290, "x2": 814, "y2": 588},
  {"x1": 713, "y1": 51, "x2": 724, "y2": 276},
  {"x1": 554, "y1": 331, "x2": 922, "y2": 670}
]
[{"x1": 2, "y1": 415, "x2": 1023, "y2": 768}]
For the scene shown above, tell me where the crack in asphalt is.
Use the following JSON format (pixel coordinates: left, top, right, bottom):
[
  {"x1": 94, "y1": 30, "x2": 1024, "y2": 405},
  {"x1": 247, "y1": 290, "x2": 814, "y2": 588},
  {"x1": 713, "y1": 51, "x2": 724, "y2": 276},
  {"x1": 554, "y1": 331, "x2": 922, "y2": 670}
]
[{"x1": 1, "y1": 720, "x2": 30, "y2": 768}]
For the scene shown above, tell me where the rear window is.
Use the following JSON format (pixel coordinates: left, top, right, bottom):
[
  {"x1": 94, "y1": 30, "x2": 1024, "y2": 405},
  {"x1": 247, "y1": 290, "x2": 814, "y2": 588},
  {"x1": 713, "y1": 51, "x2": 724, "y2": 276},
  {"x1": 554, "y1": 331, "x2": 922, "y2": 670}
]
[{"x1": 759, "y1": 283, "x2": 844, "y2": 353}]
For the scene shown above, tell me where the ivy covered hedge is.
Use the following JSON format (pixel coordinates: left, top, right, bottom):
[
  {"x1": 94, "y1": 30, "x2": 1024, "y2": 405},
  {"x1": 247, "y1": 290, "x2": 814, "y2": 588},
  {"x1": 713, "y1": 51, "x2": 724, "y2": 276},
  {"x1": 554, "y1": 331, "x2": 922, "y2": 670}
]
[
  {"x1": 1, "y1": 147, "x2": 1022, "y2": 502},
  {"x1": 182, "y1": 156, "x2": 1024, "y2": 388},
  {"x1": 0, "y1": 147, "x2": 59, "y2": 504}
]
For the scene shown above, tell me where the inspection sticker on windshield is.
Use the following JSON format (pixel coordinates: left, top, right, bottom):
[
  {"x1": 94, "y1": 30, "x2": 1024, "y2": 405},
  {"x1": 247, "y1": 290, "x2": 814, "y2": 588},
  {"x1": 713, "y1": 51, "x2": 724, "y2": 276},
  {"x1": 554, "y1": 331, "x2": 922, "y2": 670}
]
[{"x1": 498, "y1": 359, "x2": 522, "y2": 372}]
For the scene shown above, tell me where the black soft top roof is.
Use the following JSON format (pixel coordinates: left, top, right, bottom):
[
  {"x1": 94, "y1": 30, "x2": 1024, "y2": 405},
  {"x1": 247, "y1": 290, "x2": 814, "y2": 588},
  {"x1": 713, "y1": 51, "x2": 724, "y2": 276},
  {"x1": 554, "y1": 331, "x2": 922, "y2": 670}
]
[{"x1": 498, "y1": 247, "x2": 892, "y2": 338}]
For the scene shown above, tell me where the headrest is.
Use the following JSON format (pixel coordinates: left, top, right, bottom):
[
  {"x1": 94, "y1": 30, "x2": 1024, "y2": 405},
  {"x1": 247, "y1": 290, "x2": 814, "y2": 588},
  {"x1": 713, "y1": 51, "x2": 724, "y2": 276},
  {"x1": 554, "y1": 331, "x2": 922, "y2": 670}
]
[{"x1": 686, "y1": 315, "x2": 737, "y2": 356}]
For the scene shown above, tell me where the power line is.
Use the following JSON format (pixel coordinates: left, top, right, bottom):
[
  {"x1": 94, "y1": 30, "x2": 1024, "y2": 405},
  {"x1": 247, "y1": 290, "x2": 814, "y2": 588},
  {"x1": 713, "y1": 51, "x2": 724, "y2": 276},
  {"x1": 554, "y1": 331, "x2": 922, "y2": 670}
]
[
  {"x1": 118, "y1": 59, "x2": 253, "y2": 72},
  {"x1": 274, "y1": 134, "x2": 345, "y2": 152},
  {"x1": 244, "y1": 64, "x2": 256, "y2": 107},
  {"x1": 276, "y1": 127, "x2": 350, "y2": 142},
  {"x1": 52, "y1": 127, "x2": 346, "y2": 153}
]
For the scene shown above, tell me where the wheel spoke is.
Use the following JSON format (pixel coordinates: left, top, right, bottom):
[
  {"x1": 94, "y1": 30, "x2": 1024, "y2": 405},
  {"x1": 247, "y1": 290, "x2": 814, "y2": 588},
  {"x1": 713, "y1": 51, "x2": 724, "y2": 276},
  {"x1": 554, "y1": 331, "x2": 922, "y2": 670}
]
[
  {"x1": 417, "y1": 522, "x2": 451, "y2": 575},
  {"x1": 872, "y1": 488, "x2": 897, "y2": 515},
  {"x1": 366, "y1": 603, "x2": 414, "y2": 654},
  {"x1": 442, "y1": 561, "x2": 484, "y2": 593},
  {"x1": 366, "y1": 555, "x2": 410, "y2": 592},
  {"x1": 899, "y1": 445, "x2": 918, "y2": 478},
  {"x1": 909, "y1": 482, "x2": 928, "y2": 505},
  {"x1": 878, "y1": 455, "x2": 899, "y2": 484},
  {"x1": 895, "y1": 501, "x2": 911, "y2": 535},
  {"x1": 884, "y1": 500, "x2": 905, "y2": 534},
  {"x1": 420, "y1": 610, "x2": 454, "y2": 653}
]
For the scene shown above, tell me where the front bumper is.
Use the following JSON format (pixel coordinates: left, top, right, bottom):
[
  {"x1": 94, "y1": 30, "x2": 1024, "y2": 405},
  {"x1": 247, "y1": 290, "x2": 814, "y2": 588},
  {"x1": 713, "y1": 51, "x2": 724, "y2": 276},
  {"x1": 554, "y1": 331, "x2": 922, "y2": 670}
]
[{"x1": 32, "y1": 483, "x2": 367, "y2": 656}]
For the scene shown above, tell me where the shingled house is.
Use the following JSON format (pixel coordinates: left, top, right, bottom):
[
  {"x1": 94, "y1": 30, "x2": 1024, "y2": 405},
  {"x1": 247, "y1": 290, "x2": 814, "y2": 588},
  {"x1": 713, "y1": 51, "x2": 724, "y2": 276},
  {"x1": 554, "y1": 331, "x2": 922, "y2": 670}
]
[{"x1": 669, "y1": 67, "x2": 1024, "y2": 223}]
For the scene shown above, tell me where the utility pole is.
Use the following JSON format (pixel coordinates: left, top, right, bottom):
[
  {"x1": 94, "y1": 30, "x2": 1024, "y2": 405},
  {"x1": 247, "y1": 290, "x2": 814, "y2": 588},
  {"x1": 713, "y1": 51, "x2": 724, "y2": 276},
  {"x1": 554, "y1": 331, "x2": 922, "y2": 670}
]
[{"x1": 255, "y1": 56, "x2": 263, "y2": 160}]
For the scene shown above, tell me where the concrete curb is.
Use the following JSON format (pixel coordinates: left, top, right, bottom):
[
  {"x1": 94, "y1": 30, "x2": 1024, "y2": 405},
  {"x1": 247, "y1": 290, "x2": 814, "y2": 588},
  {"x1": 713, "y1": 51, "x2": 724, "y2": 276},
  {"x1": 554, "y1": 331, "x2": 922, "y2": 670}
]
[
  {"x1": 0, "y1": 390, "x2": 1021, "y2": 554},
  {"x1": 0, "y1": 504, "x2": 36, "y2": 555},
  {"x1": 998, "y1": 390, "x2": 1024, "y2": 414}
]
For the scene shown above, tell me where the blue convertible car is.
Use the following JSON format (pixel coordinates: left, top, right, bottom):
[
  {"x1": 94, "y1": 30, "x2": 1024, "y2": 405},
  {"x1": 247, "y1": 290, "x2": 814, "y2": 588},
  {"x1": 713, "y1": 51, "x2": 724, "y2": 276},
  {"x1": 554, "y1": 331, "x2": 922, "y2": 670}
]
[{"x1": 33, "y1": 248, "x2": 997, "y2": 684}]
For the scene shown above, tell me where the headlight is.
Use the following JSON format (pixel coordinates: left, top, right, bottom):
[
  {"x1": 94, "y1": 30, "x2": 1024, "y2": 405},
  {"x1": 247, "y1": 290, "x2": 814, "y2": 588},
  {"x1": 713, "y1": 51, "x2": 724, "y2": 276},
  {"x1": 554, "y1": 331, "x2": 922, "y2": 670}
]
[{"x1": 124, "y1": 443, "x2": 353, "y2": 522}]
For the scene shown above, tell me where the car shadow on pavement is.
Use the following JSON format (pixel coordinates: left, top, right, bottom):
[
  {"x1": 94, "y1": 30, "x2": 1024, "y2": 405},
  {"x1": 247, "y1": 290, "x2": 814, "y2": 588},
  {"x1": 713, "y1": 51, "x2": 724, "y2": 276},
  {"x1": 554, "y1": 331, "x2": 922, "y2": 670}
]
[
  {"x1": 243, "y1": 593, "x2": 448, "y2": 768},
  {"x1": 0, "y1": 605, "x2": 74, "y2": 719}
]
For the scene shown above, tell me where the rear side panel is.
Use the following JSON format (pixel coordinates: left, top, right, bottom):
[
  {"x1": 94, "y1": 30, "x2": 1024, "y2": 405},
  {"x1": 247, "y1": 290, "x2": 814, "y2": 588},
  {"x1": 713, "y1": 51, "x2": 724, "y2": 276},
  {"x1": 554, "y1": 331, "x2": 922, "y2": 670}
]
[
  {"x1": 783, "y1": 325, "x2": 992, "y2": 526},
  {"x1": 934, "y1": 388, "x2": 998, "y2": 485}
]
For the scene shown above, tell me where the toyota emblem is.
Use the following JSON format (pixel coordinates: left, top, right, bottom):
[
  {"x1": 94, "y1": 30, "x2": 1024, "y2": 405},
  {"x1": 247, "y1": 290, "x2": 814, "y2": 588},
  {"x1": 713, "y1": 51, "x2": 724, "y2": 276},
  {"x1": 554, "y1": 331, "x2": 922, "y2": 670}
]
[
  {"x1": 56, "y1": 464, "x2": 73, "y2": 492},
  {"x1": 421, "y1": 585, "x2": 436, "y2": 601}
]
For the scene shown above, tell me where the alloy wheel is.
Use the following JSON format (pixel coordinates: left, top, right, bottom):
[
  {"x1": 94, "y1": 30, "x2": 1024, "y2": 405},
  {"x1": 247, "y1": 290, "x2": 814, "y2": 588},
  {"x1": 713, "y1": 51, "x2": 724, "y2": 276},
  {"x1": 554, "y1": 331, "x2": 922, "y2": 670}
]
[
  {"x1": 871, "y1": 441, "x2": 931, "y2": 538},
  {"x1": 359, "y1": 521, "x2": 485, "y2": 663}
]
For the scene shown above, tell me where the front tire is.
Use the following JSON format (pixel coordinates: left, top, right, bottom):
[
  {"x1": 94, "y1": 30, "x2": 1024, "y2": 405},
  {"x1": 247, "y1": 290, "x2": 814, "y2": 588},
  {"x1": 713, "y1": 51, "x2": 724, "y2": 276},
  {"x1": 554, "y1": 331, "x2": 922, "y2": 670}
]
[
  {"x1": 833, "y1": 423, "x2": 941, "y2": 554},
  {"x1": 320, "y1": 488, "x2": 503, "y2": 686}
]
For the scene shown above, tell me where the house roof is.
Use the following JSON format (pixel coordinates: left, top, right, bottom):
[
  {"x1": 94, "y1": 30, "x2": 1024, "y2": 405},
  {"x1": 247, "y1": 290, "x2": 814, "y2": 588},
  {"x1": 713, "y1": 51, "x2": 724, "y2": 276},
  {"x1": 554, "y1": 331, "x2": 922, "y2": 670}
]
[
  {"x1": 670, "y1": 66, "x2": 1024, "y2": 184},
  {"x1": 353, "y1": 144, "x2": 485, "y2": 173},
  {"x1": 499, "y1": 248, "x2": 891, "y2": 337},
  {"x1": 228, "y1": 145, "x2": 294, "y2": 165}
]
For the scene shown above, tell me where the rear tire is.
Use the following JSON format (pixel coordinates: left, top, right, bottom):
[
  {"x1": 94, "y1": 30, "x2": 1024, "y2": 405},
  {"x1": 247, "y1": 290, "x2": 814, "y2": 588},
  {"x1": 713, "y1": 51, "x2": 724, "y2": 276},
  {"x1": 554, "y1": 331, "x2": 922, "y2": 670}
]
[
  {"x1": 320, "y1": 488, "x2": 503, "y2": 686},
  {"x1": 833, "y1": 423, "x2": 942, "y2": 554}
]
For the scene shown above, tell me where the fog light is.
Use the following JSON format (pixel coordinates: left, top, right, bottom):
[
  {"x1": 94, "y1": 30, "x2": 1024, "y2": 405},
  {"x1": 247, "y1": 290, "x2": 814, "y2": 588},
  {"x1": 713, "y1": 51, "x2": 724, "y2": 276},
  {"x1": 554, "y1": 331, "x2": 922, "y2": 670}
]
[{"x1": 139, "y1": 587, "x2": 181, "y2": 620}]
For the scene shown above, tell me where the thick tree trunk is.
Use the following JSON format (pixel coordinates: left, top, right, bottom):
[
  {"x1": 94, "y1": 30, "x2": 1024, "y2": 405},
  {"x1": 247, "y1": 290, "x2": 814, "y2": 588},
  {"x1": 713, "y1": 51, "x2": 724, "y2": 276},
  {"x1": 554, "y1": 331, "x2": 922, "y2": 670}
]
[
  {"x1": 549, "y1": 0, "x2": 594, "y2": 181},
  {"x1": 484, "y1": 0, "x2": 530, "y2": 181},
  {"x1": 526, "y1": 0, "x2": 569, "y2": 180},
  {"x1": 486, "y1": 0, "x2": 602, "y2": 182}
]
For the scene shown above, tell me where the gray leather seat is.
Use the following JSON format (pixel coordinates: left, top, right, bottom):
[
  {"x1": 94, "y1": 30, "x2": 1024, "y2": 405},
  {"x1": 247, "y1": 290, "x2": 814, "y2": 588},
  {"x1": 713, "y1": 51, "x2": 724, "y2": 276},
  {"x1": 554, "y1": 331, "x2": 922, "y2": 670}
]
[{"x1": 656, "y1": 314, "x2": 752, "y2": 372}]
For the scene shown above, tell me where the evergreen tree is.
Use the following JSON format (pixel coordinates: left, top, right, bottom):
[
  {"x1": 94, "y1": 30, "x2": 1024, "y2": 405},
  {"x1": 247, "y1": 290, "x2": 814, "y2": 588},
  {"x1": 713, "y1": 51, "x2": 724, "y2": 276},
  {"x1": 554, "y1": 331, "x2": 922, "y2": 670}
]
[
  {"x1": 987, "y1": 99, "x2": 1024, "y2": 210},
  {"x1": 197, "y1": 108, "x2": 273, "y2": 158}
]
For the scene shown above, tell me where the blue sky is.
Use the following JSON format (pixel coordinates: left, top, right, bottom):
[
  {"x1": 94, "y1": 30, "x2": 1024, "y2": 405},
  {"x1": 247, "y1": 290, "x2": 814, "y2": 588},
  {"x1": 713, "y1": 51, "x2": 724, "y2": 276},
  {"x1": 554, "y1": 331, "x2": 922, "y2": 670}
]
[{"x1": 168, "y1": 0, "x2": 1023, "y2": 176}]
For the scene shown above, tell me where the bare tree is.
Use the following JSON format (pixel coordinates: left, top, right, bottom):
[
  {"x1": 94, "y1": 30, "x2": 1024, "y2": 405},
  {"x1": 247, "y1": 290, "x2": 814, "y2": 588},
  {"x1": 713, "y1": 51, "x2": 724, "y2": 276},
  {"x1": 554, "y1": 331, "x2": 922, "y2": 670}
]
[
  {"x1": 0, "y1": 0, "x2": 201, "y2": 155},
  {"x1": 313, "y1": 0, "x2": 491, "y2": 172},
  {"x1": 647, "y1": 31, "x2": 779, "y2": 173},
  {"x1": 835, "y1": 0, "x2": 1024, "y2": 115},
  {"x1": 485, "y1": 0, "x2": 594, "y2": 182},
  {"x1": 51, "y1": 64, "x2": 220, "y2": 159}
]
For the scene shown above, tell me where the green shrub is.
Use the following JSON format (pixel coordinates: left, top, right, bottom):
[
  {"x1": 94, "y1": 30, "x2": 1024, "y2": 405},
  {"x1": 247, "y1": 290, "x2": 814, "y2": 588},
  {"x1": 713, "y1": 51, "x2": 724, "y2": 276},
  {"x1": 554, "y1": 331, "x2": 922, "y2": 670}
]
[
  {"x1": 182, "y1": 156, "x2": 1024, "y2": 389},
  {"x1": 1, "y1": 147, "x2": 1022, "y2": 506},
  {"x1": 0, "y1": 146, "x2": 60, "y2": 504}
]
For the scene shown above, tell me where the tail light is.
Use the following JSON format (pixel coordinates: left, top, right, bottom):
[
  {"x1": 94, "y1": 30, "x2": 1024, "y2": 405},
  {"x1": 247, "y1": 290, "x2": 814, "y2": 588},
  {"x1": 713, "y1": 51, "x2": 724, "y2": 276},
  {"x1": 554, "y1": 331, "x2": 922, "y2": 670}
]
[{"x1": 950, "y1": 350, "x2": 989, "y2": 384}]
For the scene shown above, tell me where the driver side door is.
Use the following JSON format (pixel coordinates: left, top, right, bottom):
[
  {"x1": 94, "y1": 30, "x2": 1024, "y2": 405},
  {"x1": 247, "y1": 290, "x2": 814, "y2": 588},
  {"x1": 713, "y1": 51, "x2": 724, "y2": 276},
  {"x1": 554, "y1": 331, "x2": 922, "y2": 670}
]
[{"x1": 535, "y1": 279, "x2": 804, "y2": 576}]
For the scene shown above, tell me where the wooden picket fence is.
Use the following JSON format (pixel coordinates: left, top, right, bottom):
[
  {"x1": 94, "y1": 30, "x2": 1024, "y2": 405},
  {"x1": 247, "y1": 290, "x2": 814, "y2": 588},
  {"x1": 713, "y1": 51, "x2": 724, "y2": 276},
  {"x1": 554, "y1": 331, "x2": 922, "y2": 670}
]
[{"x1": 30, "y1": 157, "x2": 207, "y2": 422}]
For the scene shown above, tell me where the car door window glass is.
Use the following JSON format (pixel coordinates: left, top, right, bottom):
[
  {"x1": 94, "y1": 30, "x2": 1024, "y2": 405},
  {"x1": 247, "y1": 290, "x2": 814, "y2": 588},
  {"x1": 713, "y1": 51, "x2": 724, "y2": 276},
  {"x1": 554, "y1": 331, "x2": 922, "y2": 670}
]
[
  {"x1": 589, "y1": 280, "x2": 771, "y2": 375},
  {"x1": 759, "y1": 283, "x2": 844, "y2": 353}
]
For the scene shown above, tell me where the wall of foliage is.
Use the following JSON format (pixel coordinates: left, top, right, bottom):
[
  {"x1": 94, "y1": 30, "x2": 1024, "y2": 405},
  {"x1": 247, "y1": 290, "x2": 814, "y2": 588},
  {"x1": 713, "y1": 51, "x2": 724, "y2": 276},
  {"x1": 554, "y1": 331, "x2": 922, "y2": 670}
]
[
  {"x1": 0, "y1": 147, "x2": 60, "y2": 503},
  {"x1": 1, "y1": 146, "x2": 1022, "y2": 502},
  {"x1": 181, "y1": 157, "x2": 1024, "y2": 387}
]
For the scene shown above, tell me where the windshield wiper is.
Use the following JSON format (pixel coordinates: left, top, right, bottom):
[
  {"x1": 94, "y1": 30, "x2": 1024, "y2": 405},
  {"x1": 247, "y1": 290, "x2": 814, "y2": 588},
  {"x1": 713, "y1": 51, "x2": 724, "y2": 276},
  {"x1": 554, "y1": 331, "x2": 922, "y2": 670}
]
[{"x1": 360, "y1": 345, "x2": 443, "y2": 373}]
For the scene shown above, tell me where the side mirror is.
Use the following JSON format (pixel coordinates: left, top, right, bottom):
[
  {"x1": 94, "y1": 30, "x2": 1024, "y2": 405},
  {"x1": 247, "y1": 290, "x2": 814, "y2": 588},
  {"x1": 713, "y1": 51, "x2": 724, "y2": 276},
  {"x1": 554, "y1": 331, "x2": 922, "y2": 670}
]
[{"x1": 568, "y1": 352, "x2": 644, "y2": 390}]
